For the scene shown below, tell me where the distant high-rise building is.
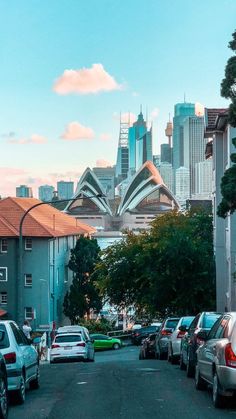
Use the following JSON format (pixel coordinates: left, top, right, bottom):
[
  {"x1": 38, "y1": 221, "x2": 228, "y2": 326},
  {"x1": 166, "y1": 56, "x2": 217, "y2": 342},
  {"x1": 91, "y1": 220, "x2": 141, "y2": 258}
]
[
  {"x1": 93, "y1": 167, "x2": 115, "y2": 200},
  {"x1": 16, "y1": 185, "x2": 33, "y2": 198},
  {"x1": 175, "y1": 167, "x2": 190, "y2": 207},
  {"x1": 173, "y1": 102, "x2": 195, "y2": 173},
  {"x1": 183, "y1": 116, "x2": 205, "y2": 195},
  {"x1": 158, "y1": 162, "x2": 173, "y2": 192},
  {"x1": 153, "y1": 154, "x2": 160, "y2": 168},
  {"x1": 160, "y1": 143, "x2": 171, "y2": 163},
  {"x1": 57, "y1": 181, "x2": 74, "y2": 200},
  {"x1": 38, "y1": 185, "x2": 55, "y2": 202},
  {"x1": 128, "y1": 110, "x2": 152, "y2": 174},
  {"x1": 115, "y1": 118, "x2": 129, "y2": 184},
  {"x1": 195, "y1": 160, "x2": 212, "y2": 197}
]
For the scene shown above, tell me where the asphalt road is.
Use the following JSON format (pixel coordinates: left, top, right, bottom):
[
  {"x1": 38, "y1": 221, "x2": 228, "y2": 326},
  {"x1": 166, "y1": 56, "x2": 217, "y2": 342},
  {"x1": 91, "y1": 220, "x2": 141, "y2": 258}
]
[{"x1": 8, "y1": 346, "x2": 236, "y2": 419}]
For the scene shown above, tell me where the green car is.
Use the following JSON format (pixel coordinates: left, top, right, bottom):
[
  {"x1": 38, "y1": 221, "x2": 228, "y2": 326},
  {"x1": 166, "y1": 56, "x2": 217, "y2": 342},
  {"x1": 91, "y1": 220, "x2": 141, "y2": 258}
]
[{"x1": 90, "y1": 334, "x2": 121, "y2": 351}]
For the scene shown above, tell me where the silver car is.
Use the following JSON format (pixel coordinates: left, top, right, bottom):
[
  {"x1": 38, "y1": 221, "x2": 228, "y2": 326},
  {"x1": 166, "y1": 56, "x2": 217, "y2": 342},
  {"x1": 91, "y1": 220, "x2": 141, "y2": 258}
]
[
  {"x1": 195, "y1": 312, "x2": 236, "y2": 408},
  {"x1": 0, "y1": 320, "x2": 39, "y2": 405},
  {"x1": 168, "y1": 316, "x2": 194, "y2": 364}
]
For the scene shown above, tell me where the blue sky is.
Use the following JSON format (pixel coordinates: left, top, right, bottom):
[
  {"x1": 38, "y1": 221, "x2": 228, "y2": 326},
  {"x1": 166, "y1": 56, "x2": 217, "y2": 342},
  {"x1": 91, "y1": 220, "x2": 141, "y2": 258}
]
[{"x1": 1, "y1": 0, "x2": 236, "y2": 196}]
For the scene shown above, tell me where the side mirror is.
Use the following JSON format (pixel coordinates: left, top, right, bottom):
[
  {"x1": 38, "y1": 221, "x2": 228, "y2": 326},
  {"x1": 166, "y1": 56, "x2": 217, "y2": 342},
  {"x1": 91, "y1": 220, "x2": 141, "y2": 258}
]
[{"x1": 197, "y1": 330, "x2": 208, "y2": 342}]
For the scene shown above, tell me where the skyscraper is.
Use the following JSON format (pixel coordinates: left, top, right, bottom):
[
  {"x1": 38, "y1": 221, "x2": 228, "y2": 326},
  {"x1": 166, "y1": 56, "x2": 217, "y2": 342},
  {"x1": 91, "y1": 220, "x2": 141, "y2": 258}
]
[
  {"x1": 172, "y1": 102, "x2": 195, "y2": 173},
  {"x1": 160, "y1": 143, "x2": 171, "y2": 163},
  {"x1": 115, "y1": 118, "x2": 129, "y2": 184},
  {"x1": 57, "y1": 181, "x2": 74, "y2": 200},
  {"x1": 195, "y1": 160, "x2": 212, "y2": 197},
  {"x1": 38, "y1": 185, "x2": 55, "y2": 201},
  {"x1": 158, "y1": 162, "x2": 173, "y2": 192},
  {"x1": 128, "y1": 110, "x2": 152, "y2": 174},
  {"x1": 175, "y1": 167, "x2": 190, "y2": 207},
  {"x1": 183, "y1": 116, "x2": 205, "y2": 195},
  {"x1": 16, "y1": 185, "x2": 33, "y2": 198}
]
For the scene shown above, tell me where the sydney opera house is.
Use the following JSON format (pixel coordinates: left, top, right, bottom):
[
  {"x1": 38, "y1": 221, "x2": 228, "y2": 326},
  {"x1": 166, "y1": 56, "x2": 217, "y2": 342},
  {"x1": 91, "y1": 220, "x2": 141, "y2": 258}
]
[{"x1": 64, "y1": 161, "x2": 179, "y2": 233}]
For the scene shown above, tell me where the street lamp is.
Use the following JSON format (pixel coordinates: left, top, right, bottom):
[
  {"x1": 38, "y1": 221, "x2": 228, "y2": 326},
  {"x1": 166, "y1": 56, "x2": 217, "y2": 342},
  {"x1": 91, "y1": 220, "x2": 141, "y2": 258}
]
[{"x1": 17, "y1": 193, "x2": 105, "y2": 325}]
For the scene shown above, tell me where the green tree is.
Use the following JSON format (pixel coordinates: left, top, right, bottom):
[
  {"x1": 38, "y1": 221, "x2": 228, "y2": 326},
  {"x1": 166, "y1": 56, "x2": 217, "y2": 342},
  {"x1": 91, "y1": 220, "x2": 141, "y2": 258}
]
[
  {"x1": 94, "y1": 211, "x2": 215, "y2": 316},
  {"x1": 217, "y1": 29, "x2": 236, "y2": 218},
  {"x1": 63, "y1": 236, "x2": 102, "y2": 324}
]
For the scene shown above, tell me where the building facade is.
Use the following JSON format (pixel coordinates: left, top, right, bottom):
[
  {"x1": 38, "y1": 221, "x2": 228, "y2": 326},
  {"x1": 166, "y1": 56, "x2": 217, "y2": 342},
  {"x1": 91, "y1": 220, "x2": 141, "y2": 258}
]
[
  {"x1": 205, "y1": 108, "x2": 236, "y2": 311},
  {"x1": 93, "y1": 167, "x2": 115, "y2": 200},
  {"x1": 0, "y1": 197, "x2": 94, "y2": 329},
  {"x1": 16, "y1": 185, "x2": 33, "y2": 198},
  {"x1": 57, "y1": 181, "x2": 74, "y2": 200},
  {"x1": 38, "y1": 185, "x2": 55, "y2": 202},
  {"x1": 128, "y1": 111, "x2": 152, "y2": 175}
]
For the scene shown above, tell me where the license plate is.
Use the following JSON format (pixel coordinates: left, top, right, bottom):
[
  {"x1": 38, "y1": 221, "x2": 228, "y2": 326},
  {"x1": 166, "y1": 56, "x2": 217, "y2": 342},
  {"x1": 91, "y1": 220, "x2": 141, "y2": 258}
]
[{"x1": 64, "y1": 346, "x2": 72, "y2": 350}]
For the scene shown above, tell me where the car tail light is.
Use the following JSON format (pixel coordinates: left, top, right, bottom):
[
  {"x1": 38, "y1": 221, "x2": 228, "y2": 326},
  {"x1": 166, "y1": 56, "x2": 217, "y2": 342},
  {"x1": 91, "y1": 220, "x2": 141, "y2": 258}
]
[
  {"x1": 134, "y1": 332, "x2": 140, "y2": 337},
  {"x1": 161, "y1": 330, "x2": 171, "y2": 336},
  {"x1": 51, "y1": 344, "x2": 60, "y2": 349},
  {"x1": 76, "y1": 342, "x2": 86, "y2": 347},
  {"x1": 4, "y1": 352, "x2": 16, "y2": 364},
  {"x1": 177, "y1": 330, "x2": 186, "y2": 338},
  {"x1": 225, "y1": 343, "x2": 236, "y2": 368}
]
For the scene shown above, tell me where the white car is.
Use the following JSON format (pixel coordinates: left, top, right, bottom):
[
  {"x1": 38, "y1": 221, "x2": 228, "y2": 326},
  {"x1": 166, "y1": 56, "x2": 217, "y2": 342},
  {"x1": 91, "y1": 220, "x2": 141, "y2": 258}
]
[
  {"x1": 50, "y1": 328, "x2": 94, "y2": 363},
  {"x1": 0, "y1": 320, "x2": 39, "y2": 404},
  {"x1": 168, "y1": 316, "x2": 195, "y2": 364}
]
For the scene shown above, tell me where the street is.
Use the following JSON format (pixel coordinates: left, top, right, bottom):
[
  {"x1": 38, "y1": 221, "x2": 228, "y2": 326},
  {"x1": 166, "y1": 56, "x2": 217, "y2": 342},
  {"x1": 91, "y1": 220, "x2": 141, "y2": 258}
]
[{"x1": 8, "y1": 346, "x2": 236, "y2": 419}]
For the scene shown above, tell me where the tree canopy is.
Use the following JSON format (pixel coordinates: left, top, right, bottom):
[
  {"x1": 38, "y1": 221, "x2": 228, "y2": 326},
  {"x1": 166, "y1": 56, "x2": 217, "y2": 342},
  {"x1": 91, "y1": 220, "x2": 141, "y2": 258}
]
[
  {"x1": 93, "y1": 211, "x2": 216, "y2": 317},
  {"x1": 218, "y1": 29, "x2": 236, "y2": 218},
  {"x1": 63, "y1": 236, "x2": 102, "y2": 324}
]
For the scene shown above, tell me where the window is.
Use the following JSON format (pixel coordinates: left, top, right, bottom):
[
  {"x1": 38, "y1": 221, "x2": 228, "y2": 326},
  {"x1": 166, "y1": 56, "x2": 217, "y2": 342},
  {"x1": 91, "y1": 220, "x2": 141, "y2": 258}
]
[
  {"x1": 24, "y1": 274, "x2": 32, "y2": 287},
  {"x1": 25, "y1": 307, "x2": 34, "y2": 320},
  {"x1": 0, "y1": 268, "x2": 7, "y2": 282},
  {"x1": 0, "y1": 292, "x2": 7, "y2": 305},
  {"x1": 0, "y1": 239, "x2": 8, "y2": 253},
  {"x1": 25, "y1": 238, "x2": 32, "y2": 250}
]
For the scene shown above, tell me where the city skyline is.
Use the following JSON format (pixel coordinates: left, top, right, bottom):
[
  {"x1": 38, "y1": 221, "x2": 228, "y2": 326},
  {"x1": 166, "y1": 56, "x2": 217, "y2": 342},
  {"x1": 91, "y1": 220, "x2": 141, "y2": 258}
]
[{"x1": 1, "y1": 0, "x2": 236, "y2": 197}]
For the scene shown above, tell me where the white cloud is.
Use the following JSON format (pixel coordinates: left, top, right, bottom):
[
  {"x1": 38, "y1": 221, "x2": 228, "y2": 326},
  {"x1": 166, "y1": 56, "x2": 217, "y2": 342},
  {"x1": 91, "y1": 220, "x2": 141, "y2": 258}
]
[
  {"x1": 8, "y1": 134, "x2": 47, "y2": 144},
  {"x1": 53, "y1": 63, "x2": 122, "y2": 95},
  {"x1": 61, "y1": 122, "x2": 94, "y2": 141}
]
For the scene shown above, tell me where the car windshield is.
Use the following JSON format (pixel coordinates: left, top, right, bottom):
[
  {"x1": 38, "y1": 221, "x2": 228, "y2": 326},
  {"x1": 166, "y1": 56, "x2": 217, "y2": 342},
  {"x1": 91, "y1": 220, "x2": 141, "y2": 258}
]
[
  {"x1": 202, "y1": 313, "x2": 222, "y2": 329},
  {"x1": 55, "y1": 335, "x2": 82, "y2": 343},
  {"x1": 165, "y1": 319, "x2": 179, "y2": 329},
  {"x1": 0, "y1": 324, "x2": 10, "y2": 349}
]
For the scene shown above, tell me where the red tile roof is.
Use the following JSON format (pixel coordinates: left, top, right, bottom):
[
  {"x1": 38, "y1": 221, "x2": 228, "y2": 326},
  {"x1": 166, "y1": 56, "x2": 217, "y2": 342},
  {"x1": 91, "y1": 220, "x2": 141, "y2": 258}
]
[{"x1": 0, "y1": 197, "x2": 95, "y2": 238}]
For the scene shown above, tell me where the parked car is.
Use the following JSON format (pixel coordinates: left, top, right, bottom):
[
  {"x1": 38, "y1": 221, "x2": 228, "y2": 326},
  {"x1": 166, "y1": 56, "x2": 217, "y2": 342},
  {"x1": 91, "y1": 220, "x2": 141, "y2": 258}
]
[
  {"x1": 131, "y1": 325, "x2": 160, "y2": 345},
  {"x1": 195, "y1": 312, "x2": 236, "y2": 408},
  {"x1": 139, "y1": 333, "x2": 157, "y2": 359},
  {"x1": 90, "y1": 334, "x2": 121, "y2": 350},
  {"x1": 168, "y1": 316, "x2": 195, "y2": 364},
  {"x1": 180, "y1": 311, "x2": 222, "y2": 377},
  {"x1": 50, "y1": 331, "x2": 94, "y2": 363},
  {"x1": 154, "y1": 317, "x2": 180, "y2": 360},
  {"x1": 0, "y1": 349, "x2": 8, "y2": 419},
  {"x1": 0, "y1": 320, "x2": 39, "y2": 405}
]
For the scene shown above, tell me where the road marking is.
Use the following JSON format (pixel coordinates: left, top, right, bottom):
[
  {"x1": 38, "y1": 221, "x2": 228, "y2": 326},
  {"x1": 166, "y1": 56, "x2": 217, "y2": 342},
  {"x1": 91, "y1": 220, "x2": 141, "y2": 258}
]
[
  {"x1": 136, "y1": 368, "x2": 160, "y2": 372},
  {"x1": 77, "y1": 382, "x2": 87, "y2": 385}
]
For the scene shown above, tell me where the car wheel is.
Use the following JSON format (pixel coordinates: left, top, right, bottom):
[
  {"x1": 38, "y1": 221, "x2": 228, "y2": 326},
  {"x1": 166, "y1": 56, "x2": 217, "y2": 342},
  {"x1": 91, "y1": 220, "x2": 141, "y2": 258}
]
[
  {"x1": 0, "y1": 377, "x2": 8, "y2": 419},
  {"x1": 167, "y1": 345, "x2": 172, "y2": 363},
  {"x1": 29, "y1": 365, "x2": 40, "y2": 390},
  {"x1": 113, "y1": 343, "x2": 120, "y2": 350},
  {"x1": 195, "y1": 363, "x2": 206, "y2": 390},
  {"x1": 180, "y1": 353, "x2": 186, "y2": 370},
  {"x1": 14, "y1": 374, "x2": 26, "y2": 405},
  {"x1": 186, "y1": 352, "x2": 195, "y2": 378},
  {"x1": 212, "y1": 371, "x2": 226, "y2": 408},
  {"x1": 159, "y1": 346, "x2": 166, "y2": 360}
]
